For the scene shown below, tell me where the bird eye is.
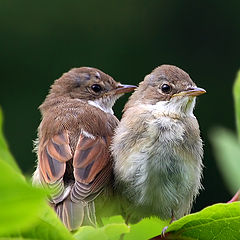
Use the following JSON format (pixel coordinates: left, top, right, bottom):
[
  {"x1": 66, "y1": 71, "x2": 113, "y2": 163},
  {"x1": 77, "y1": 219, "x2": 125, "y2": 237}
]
[
  {"x1": 91, "y1": 84, "x2": 102, "y2": 93},
  {"x1": 161, "y1": 84, "x2": 171, "y2": 94}
]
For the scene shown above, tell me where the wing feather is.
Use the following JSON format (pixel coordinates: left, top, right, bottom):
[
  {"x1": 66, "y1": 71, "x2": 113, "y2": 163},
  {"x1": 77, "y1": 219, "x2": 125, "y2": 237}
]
[
  {"x1": 71, "y1": 134, "x2": 112, "y2": 202},
  {"x1": 39, "y1": 131, "x2": 72, "y2": 184}
]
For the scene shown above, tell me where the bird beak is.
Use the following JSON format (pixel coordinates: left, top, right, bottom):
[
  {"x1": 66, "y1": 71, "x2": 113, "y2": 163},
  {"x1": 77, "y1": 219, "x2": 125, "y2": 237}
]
[
  {"x1": 115, "y1": 84, "x2": 137, "y2": 94},
  {"x1": 172, "y1": 87, "x2": 206, "y2": 98}
]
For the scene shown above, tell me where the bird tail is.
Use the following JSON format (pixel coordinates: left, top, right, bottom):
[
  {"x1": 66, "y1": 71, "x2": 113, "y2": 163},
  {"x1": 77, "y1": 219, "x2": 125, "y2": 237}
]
[{"x1": 55, "y1": 197, "x2": 96, "y2": 231}]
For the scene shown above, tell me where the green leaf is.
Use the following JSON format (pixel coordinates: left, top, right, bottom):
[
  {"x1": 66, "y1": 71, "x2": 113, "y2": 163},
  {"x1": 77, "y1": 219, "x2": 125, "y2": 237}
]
[
  {"x1": 8, "y1": 205, "x2": 75, "y2": 240},
  {"x1": 163, "y1": 202, "x2": 240, "y2": 240},
  {"x1": 0, "y1": 158, "x2": 47, "y2": 236},
  {"x1": 124, "y1": 217, "x2": 169, "y2": 240},
  {"x1": 74, "y1": 226, "x2": 108, "y2": 240},
  {"x1": 101, "y1": 215, "x2": 126, "y2": 225},
  {"x1": 210, "y1": 128, "x2": 240, "y2": 193},
  {"x1": 39, "y1": 205, "x2": 73, "y2": 238},
  {"x1": 0, "y1": 238, "x2": 37, "y2": 240},
  {"x1": 97, "y1": 215, "x2": 168, "y2": 240},
  {"x1": 74, "y1": 216, "x2": 129, "y2": 240},
  {"x1": 0, "y1": 107, "x2": 21, "y2": 173},
  {"x1": 233, "y1": 70, "x2": 240, "y2": 139}
]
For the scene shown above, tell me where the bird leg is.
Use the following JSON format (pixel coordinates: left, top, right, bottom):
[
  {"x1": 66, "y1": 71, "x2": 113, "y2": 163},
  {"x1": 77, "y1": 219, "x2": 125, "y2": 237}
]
[{"x1": 161, "y1": 212, "x2": 176, "y2": 236}]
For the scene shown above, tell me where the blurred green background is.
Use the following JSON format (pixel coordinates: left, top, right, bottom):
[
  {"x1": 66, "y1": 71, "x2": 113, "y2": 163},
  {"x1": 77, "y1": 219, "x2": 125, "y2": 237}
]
[{"x1": 0, "y1": 0, "x2": 239, "y2": 212}]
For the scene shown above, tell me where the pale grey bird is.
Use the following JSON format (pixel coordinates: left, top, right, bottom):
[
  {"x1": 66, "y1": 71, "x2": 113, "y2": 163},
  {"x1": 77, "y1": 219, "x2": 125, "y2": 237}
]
[{"x1": 112, "y1": 64, "x2": 205, "y2": 224}]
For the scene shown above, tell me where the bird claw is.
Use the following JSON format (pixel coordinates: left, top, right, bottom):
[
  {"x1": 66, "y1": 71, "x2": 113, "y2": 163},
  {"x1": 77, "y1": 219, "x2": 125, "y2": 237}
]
[
  {"x1": 161, "y1": 225, "x2": 169, "y2": 236},
  {"x1": 149, "y1": 226, "x2": 169, "y2": 239}
]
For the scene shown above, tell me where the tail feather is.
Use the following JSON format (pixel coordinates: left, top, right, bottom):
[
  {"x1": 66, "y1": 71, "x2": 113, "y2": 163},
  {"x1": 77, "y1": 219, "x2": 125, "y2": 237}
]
[
  {"x1": 56, "y1": 198, "x2": 96, "y2": 231},
  {"x1": 82, "y1": 201, "x2": 96, "y2": 226}
]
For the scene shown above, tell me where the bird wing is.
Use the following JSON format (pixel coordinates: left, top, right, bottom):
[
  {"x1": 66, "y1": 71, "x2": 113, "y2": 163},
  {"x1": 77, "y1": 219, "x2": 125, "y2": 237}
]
[
  {"x1": 38, "y1": 130, "x2": 73, "y2": 202},
  {"x1": 71, "y1": 134, "x2": 113, "y2": 202},
  {"x1": 38, "y1": 130, "x2": 112, "y2": 202},
  {"x1": 38, "y1": 130, "x2": 113, "y2": 230},
  {"x1": 39, "y1": 130, "x2": 72, "y2": 183}
]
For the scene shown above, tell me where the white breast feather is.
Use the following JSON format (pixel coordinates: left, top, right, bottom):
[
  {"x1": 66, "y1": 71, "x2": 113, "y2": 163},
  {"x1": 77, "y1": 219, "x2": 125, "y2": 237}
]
[{"x1": 113, "y1": 96, "x2": 203, "y2": 220}]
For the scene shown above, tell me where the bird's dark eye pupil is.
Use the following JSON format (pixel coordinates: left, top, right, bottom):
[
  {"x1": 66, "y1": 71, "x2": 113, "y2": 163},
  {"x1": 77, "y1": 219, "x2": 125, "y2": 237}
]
[
  {"x1": 161, "y1": 84, "x2": 171, "y2": 93},
  {"x1": 91, "y1": 84, "x2": 102, "y2": 93}
]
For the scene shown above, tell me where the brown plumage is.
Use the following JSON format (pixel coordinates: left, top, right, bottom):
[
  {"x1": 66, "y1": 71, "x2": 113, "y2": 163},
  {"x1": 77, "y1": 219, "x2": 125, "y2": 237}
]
[{"x1": 33, "y1": 67, "x2": 136, "y2": 230}]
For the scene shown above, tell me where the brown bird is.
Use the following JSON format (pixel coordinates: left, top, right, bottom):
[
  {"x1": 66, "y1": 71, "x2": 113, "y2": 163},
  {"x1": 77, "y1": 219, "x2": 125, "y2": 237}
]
[{"x1": 33, "y1": 67, "x2": 136, "y2": 231}]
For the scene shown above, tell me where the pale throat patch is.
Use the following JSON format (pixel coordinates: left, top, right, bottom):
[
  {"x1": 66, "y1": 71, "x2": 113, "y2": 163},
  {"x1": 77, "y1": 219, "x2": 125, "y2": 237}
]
[
  {"x1": 88, "y1": 94, "x2": 122, "y2": 114},
  {"x1": 149, "y1": 96, "x2": 196, "y2": 118}
]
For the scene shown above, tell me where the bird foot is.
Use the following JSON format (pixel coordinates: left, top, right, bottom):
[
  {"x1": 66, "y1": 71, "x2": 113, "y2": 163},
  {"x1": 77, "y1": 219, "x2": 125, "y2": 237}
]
[{"x1": 161, "y1": 225, "x2": 169, "y2": 236}]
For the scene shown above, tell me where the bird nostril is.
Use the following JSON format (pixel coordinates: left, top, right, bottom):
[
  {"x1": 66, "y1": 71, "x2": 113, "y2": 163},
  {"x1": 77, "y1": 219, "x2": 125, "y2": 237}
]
[
  {"x1": 117, "y1": 84, "x2": 123, "y2": 88},
  {"x1": 186, "y1": 87, "x2": 195, "y2": 91}
]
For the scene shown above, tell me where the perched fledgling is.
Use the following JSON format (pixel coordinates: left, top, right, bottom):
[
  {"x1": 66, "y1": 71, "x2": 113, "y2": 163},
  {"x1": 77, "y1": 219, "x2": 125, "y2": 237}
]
[
  {"x1": 33, "y1": 67, "x2": 136, "y2": 231},
  {"x1": 112, "y1": 65, "x2": 205, "y2": 224}
]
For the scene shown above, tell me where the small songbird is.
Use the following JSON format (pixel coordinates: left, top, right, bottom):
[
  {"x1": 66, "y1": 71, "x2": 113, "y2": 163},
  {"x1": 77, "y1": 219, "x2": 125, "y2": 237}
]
[
  {"x1": 112, "y1": 65, "x2": 206, "y2": 224},
  {"x1": 32, "y1": 67, "x2": 136, "y2": 231}
]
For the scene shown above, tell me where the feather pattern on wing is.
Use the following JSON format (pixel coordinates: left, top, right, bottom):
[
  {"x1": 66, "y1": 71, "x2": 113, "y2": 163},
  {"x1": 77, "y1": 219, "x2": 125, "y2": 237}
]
[{"x1": 71, "y1": 135, "x2": 112, "y2": 202}]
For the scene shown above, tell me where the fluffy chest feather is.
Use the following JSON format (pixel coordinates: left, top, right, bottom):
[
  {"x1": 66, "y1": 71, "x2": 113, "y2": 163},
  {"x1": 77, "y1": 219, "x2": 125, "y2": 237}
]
[{"x1": 113, "y1": 100, "x2": 203, "y2": 219}]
